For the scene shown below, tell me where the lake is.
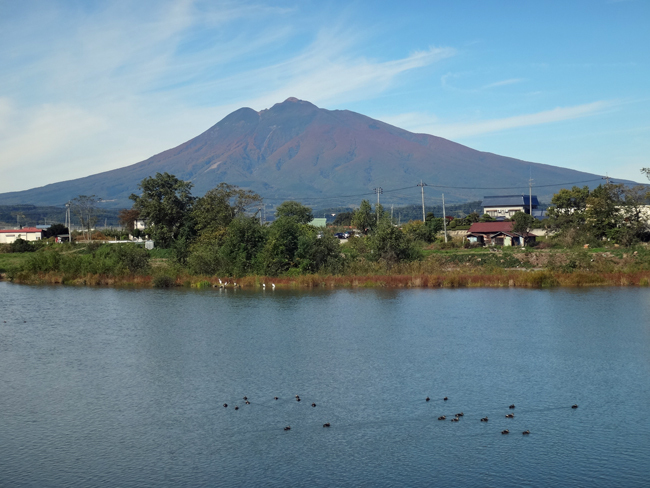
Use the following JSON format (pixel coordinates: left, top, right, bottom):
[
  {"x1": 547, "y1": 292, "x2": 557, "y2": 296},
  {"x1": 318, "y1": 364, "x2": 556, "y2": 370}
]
[{"x1": 1, "y1": 281, "x2": 649, "y2": 487}]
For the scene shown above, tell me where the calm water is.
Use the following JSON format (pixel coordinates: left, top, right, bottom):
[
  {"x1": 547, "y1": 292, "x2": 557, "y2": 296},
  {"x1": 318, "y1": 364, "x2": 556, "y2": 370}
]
[{"x1": 1, "y1": 281, "x2": 649, "y2": 487}]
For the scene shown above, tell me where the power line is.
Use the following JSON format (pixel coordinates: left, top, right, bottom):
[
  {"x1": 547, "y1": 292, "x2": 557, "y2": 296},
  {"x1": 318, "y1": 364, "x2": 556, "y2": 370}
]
[
  {"x1": 255, "y1": 178, "x2": 612, "y2": 202},
  {"x1": 426, "y1": 177, "x2": 607, "y2": 191}
]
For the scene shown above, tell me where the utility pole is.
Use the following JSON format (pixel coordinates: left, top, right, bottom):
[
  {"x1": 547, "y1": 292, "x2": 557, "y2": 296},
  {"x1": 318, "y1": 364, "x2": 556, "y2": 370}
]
[
  {"x1": 417, "y1": 181, "x2": 427, "y2": 222},
  {"x1": 391, "y1": 204, "x2": 394, "y2": 225},
  {"x1": 529, "y1": 178, "x2": 533, "y2": 216},
  {"x1": 374, "y1": 187, "x2": 383, "y2": 224},
  {"x1": 442, "y1": 193, "x2": 448, "y2": 243},
  {"x1": 604, "y1": 173, "x2": 611, "y2": 185}
]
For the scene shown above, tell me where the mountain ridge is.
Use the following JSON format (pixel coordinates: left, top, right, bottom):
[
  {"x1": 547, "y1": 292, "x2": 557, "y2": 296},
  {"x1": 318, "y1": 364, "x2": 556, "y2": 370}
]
[{"x1": 0, "y1": 97, "x2": 621, "y2": 208}]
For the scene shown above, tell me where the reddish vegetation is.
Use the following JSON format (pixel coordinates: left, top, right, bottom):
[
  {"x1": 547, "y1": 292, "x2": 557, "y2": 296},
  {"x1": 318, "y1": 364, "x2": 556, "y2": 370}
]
[{"x1": 10, "y1": 270, "x2": 650, "y2": 289}]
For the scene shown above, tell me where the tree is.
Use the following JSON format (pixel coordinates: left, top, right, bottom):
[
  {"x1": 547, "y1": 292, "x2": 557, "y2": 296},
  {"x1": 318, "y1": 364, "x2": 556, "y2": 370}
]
[
  {"x1": 10, "y1": 238, "x2": 35, "y2": 253},
  {"x1": 402, "y1": 220, "x2": 434, "y2": 243},
  {"x1": 352, "y1": 200, "x2": 375, "y2": 235},
  {"x1": 546, "y1": 182, "x2": 649, "y2": 246},
  {"x1": 219, "y1": 217, "x2": 268, "y2": 276},
  {"x1": 130, "y1": 173, "x2": 194, "y2": 248},
  {"x1": 275, "y1": 201, "x2": 313, "y2": 224},
  {"x1": 332, "y1": 212, "x2": 353, "y2": 226},
  {"x1": 511, "y1": 211, "x2": 535, "y2": 235},
  {"x1": 259, "y1": 216, "x2": 309, "y2": 275},
  {"x1": 118, "y1": 209, "x2": 140, "y2": 232},
  {"x1": 192, "y1": 183, "x2": 262, "y2": 236},
  {"x1": 42, "y1": 223, "x2": 68, "y2": 239},
  {"x1": 369, "y1": 222, "x2": 419, "y2": 265},
  {"x1": 71, "y1": 195, "x2": 101, "y2": 241}
]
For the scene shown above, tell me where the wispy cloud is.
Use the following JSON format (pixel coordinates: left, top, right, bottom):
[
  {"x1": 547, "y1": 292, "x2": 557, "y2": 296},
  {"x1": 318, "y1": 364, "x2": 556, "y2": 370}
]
[
  {"x1": 382, "y1": 101, "x2": 616, "y2": 139},
  {"x1": 0, "y1": 1, "x2": 455, "y2": 192},
  {"x1": 481, "y1": 78, "x2": 525, "y2": 89},
  {"x1": 442, "y1": 73, "x2": 525, "y2": 93}
]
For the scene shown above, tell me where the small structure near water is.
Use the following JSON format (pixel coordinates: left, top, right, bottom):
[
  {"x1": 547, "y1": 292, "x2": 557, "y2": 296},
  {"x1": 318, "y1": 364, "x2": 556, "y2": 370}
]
[{"x1": 466, "y1": 222, "x2": 535, "y2": 247}]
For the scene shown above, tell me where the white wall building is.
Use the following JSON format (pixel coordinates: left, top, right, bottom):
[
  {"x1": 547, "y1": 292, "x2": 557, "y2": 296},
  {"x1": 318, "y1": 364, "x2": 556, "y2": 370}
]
[
  {"x1": 0, "y1": 227, "x2": 44, "y2": 244},
  {"x1": 483, "y1": 195, "x2": 540, "y2": 219}
]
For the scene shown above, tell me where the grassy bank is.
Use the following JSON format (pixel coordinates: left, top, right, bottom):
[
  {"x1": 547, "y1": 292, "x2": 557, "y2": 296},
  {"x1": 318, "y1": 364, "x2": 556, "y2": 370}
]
[
  {"x1": 5, "y1": 268, "x2": 650, "y2": 289},
  {"x1": 3, "y1": 242, "x2": 650, "y2": 289}
]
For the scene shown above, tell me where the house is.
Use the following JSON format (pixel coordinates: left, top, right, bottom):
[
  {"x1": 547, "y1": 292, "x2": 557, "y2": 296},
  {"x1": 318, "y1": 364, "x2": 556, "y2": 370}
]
[
  {"x1": 0, "y1": 227, "x2": 44, "y2": 244},
  {"x1": 483, "y1": 195, "x2": 539, "y2": 219},
  {"x1": 134, "y1": 219, "x2": 147, "y2": 230},
  {"x1": 308, "y1": 218, "x2": 327, "y2": 227},
  {"x1": 466, "y1": 222, "x2": 535, "y2": 247}
]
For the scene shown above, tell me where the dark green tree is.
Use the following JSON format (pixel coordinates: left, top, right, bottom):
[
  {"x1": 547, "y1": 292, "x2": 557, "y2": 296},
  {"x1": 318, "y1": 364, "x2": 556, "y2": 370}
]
[
  {"x1": 42, "y1": 223, "x2": 68, "y2": 239},
  {"x1": 129, "y1": 173, "x2": 194, "y2": 248},
  {"x1": 9, "y1": 238, "x2": 35, "y2": 253},
  {"x1": 259, "y1": 217, "x2": 307, "y2": 275},
  {"x1": 192, "y1": 183, "x2": 262, "y2": 236},
  {"x1": 511, "y1": 211, "x2": 535, "y2": 235},
  {"x1": 220, "y1": 217, "x2": 268, "y2": 276},
  {"x1": 296, "y1": 231, "x2": 344, "y2": 274},
  {"x1": 369, "y1": 222, "x2": 419, "y2": 265},
  {"x1": 332, "y1": 212, "x2": 353, "y2": 226},
  {"x1": 275, "y1": 201, "x2": 313, "y2": 224},
  {"x1": 352, "y1": 200, "x2": 375, "y2": 235}
]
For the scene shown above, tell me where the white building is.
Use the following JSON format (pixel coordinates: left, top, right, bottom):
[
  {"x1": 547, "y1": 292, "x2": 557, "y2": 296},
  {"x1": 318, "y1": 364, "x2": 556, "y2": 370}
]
[
  {"x1": 483, "y1": 195, "x2": 540, "y2": 219},
  {"x1": 0, "y1": 227, "x2": 44, "y2": 244},
  {"x1": 134, "y1": 219, "x2": 147, "y2": 230}
]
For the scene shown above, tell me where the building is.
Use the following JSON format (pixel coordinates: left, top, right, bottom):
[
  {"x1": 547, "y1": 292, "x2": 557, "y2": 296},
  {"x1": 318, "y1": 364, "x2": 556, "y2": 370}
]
[
  {"x1": 134, "y1": 219, "x2": 147, "y2": 230},
  {"x1": 308, "y1": 218, "x2": 327, "y2": 227},
  {"x1": 483, "y1": 195, "x2": 539, "y2": 219},
  {"x1": 0, "y1": 227, "x2": 44, "y2": 244},
  {"x1": 466, "y1": 222, "x2": 535, "y2": 247}
]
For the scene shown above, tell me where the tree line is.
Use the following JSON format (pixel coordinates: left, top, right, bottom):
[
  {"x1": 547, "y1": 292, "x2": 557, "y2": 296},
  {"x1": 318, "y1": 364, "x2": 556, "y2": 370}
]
[{"x1": 127, "y1": 173, "x2": 436, "y2": 277}]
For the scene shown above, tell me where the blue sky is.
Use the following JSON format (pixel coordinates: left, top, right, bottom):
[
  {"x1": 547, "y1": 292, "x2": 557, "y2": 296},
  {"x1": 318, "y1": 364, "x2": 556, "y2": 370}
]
[{"x1": 1, "y1": 0, "x2": 648, "y2": 193}]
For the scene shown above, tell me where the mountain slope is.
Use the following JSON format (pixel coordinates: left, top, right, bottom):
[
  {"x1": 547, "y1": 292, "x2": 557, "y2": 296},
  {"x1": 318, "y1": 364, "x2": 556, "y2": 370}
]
[{"x1": 0, "y1": 97, "x2": 615, "y2": 208}]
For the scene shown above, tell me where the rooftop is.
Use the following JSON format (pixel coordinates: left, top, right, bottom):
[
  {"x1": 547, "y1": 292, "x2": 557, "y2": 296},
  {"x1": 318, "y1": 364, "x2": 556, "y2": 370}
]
[
  {"x1": 483, "y1": 195, "x2": 539, "y2": 207},
  {"x1": 0, "y1": 227, "x2": 42, "y2": 233}
]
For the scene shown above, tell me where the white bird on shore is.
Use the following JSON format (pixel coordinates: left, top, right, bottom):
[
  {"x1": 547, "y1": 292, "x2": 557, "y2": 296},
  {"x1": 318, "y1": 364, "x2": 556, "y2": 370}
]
[
  {"x1": 262, "y1": 283, "x2": 266, "y2": 289},
  {"x1": 218, "y1": 278, "x2": 222, "y2": 284},
  {"x1": 272, "y1": 283, "x2": 276, "y2": 290}
]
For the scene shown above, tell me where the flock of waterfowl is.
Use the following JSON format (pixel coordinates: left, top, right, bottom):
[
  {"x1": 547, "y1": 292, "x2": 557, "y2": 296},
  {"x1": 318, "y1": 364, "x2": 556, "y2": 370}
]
[
  {"x1": 215, "y1": 279, "x2": 276, "y2": 290},
  {"x1": 224, "y1": 393, "x2": 331, "y2": 430},
  {"x1": 222, "y1": 393, "x2": 579, "y2": 434}
]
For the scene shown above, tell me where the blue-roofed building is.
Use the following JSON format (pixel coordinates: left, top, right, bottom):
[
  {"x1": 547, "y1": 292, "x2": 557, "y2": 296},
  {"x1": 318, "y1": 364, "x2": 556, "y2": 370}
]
[{"x1": 483, "y1": 195, "x2": 539, "y2": 219}]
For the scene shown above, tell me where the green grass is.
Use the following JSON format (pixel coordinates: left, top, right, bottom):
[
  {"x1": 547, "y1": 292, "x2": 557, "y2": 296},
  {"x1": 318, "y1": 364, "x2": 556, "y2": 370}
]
[{"x1": 0, "y1": 253, "x2": 31, "y2": 273}]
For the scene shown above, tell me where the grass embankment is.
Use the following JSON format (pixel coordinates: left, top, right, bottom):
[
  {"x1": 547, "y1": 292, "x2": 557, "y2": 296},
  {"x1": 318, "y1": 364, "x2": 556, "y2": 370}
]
[
  {"x1": 0, "y1": 253, "x2": 30, "y2": 273},
  {"x1": 3, "y1": 243, "x2": 650, "y2": 289}
]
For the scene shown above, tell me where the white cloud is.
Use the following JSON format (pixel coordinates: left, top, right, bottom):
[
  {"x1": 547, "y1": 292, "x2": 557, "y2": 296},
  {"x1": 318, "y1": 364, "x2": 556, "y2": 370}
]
[
  {"x1": 481, "y1": 78, "x2": 525, "y2": 89},
  {"x1": 0, "y1": 2, "x2": 457, "y2": 192},
  {"x1": 383, "y1": 101, "x2": 615, "y2": 139}
]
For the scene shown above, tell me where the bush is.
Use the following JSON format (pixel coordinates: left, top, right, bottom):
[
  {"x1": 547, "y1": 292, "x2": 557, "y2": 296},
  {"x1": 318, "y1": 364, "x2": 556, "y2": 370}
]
[
  {"x1": 153, "y1": 275, "x2": 176, "y2": 288},
  {"x1": 114, "y1": 244, "x2": 150, "y2": 274},
  {"x1": 369, "y1": 223, "x2": 420, "y2": 265},
  {"x1": 10, "y1": 238, "x2": 35, "y2": 253}
]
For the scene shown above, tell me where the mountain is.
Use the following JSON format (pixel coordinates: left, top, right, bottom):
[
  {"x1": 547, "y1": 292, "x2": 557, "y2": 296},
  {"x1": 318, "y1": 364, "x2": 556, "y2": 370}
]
[{"x1": 0, "y1": 97, "x2": 619, "y2": 209}]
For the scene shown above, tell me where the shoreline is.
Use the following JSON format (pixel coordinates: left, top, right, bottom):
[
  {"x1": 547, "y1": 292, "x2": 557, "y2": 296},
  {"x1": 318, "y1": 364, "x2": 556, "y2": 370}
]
[{"x1": 3, "y1": 269, "x2": 650, "y2": 289}]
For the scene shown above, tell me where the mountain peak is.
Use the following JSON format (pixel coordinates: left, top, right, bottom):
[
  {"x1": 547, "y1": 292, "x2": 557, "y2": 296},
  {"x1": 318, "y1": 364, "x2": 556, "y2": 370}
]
[{"x1": 0, "y1": 98, "x2": 610, "y2": 208}]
